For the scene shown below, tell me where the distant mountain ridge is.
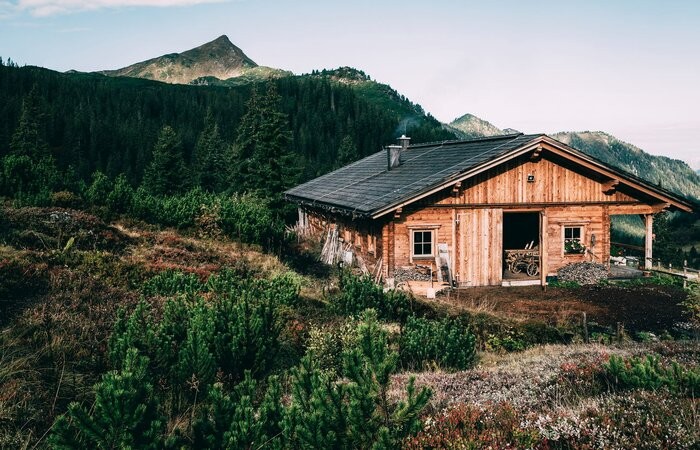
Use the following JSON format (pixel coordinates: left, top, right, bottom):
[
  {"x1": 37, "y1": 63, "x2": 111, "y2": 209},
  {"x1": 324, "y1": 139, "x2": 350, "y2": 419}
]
[
  {"x1": 448, "y1": 114, "x2": 700, "y2": 200},
  {"x1": 98, "y1": 36, "x2": 698, "y2": 201},
  {"x1": 100, "y1": 35, "x2": 286, "y2": 85},
  {"x1": 450, "y1": 113, "x2": 510, "y2": 138}
]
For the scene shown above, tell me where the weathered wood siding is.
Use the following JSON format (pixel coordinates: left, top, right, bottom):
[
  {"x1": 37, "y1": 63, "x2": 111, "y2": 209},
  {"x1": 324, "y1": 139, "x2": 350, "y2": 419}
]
[
  {"x1": 543, "y1": 205, "x2": 610, "y2": 275},
  {"x1": 390, "y1": 207, "x2": 454, "y2": 273},
  {"x1": 436, "y1": 154, "x2": 637, "y2": 206},
  {"x1": 458, "y1": 208, "x2": 503, "y2": 286}
]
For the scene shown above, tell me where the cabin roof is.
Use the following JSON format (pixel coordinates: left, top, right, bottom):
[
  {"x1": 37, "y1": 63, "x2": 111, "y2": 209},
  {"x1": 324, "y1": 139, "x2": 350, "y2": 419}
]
[{"x1": 284, "y1": 133, "x2": 695, "y2": 218}]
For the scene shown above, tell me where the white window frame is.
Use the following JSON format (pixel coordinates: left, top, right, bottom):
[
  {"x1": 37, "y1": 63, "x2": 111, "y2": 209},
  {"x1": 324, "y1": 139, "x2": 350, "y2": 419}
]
[
  {"x1": 562, "y1": 225, "x2": 585, "y2": 255},
  {"x1": 411, "y1": 229, "x2": 435, "y2": 259}
]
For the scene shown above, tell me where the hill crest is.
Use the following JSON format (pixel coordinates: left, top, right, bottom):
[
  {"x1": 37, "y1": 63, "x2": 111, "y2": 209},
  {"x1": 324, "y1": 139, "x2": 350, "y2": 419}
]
[{"x1": 101, "y1": 35, "x2": 258, "y2": 84}]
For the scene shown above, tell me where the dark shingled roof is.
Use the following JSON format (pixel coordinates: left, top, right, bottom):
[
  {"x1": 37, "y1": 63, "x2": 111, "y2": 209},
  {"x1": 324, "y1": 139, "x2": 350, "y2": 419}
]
[{"x1": 285, "y1": 133, "x2": 543, "y2": 217}]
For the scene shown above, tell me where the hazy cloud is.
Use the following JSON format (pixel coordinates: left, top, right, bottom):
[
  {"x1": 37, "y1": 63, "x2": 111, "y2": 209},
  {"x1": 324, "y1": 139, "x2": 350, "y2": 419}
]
[{"x1": 5, "y1": 0, "x2": 225, "y2": 17}]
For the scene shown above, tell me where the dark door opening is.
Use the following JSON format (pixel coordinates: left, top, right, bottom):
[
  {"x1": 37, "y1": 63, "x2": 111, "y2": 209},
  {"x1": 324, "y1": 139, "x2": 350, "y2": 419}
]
[{"x1": 503, "y1": 212, "x2": 540, "y2": 279}]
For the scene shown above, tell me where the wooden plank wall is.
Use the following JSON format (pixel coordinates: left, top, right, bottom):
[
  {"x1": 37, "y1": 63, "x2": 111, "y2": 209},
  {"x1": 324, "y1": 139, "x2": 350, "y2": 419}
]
[
  {"x1": 458, "y1": 208, "x2": 503, "y2": 286},
  {"x1": 436, "y1": 154, "x2": 637, "y2": 206},
  {"x1": 392, "y1": 207, "x2": 454, "y2": 273},
  {"x1": 544, "y1": 205, "x2": 610, "y2": 275}
]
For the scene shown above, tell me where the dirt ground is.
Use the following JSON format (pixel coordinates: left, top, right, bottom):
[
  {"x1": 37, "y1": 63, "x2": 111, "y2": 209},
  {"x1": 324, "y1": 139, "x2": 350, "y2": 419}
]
[{"x1": 432, "y1": 284, "x2": 690, "y2": 334}]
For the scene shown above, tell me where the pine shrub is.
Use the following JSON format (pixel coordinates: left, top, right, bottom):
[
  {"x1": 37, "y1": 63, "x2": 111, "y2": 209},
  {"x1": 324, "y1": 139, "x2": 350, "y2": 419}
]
[
  {"x1": 333, "y1": 271, "x2": 411, "y2": 321},
  {"x1": 142, "y1": 270, "x2": 205, "y2": 297},
  {"x1": 400, "y1": 316, "x2": 476, "y2": 371},
  {"x1": 603, "y1": 355, "x2": 700, "y2": 397},
  {"x1": 49, "y1": 348, "x2": 166, "y2": 449}
]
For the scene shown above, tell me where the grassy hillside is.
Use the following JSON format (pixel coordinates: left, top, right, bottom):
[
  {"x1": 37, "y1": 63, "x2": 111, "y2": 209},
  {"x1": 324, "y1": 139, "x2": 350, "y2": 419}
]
[{"x1": 1, "y1": 202, "x2": 698, "y2": 448}]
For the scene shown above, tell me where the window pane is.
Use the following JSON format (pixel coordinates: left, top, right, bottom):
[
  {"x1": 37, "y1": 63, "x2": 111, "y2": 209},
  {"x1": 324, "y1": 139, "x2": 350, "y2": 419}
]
[
  {"x1": 572, "y1": 228, "x2": 581, "y2": 238},
  {"x1": 413, "y1": 230, "x2": 432, "y2": 255},
  {"x1": 564, "y1": 228, "x2": 572, "y2": 239}
]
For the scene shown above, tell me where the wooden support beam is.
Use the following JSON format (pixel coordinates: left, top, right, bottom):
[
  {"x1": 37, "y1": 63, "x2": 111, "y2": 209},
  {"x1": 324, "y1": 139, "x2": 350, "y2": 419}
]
[
  {"x1": 644, "y1": 214, "x2": 653, "y2": 270},
  {"x1": 452, "y1": 181, "x2": 462, "y2": 196},
  {"x1": 393, "y1": 207, "x2": 402, "y2": 219},
  {"x1": 602, "y1": 179, "x2": 619, "y2": 195},
  {"x1": 652, "y1": 202, "x2": 670, "y2": 213},
  {"x1": 530, "y1": 145, "x2": 543, "y2": 162}
]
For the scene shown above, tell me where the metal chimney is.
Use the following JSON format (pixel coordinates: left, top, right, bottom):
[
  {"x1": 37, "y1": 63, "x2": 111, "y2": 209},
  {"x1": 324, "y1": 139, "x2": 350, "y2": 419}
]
[
  {"x1": 387, "y1": 135, "x2": 410, "y2": 170},
  {"x1": 398, "y1": 134, "x2": 411, "y2": 151},
  {"x1": 387, "y1": 145, "x2": 401, "y2": 170}
]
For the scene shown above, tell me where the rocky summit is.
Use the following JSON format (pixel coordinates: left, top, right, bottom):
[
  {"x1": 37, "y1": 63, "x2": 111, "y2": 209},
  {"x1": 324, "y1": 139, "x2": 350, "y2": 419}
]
[{"x1": 101, "y1": 35, "x2": 258, "y2": 84}]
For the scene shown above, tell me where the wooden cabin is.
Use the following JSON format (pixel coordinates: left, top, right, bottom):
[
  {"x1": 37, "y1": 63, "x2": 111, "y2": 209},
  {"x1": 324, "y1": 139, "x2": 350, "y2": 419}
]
[{"x1": 285, "y1": 134, "x2": 694, "y2": 290}]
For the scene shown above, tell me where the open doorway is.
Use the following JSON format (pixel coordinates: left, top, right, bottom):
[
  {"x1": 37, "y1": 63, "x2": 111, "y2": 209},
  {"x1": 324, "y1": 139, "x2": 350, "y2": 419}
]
[{"x1": 503, "y1": 212, "x2": 540, "y2": 280}]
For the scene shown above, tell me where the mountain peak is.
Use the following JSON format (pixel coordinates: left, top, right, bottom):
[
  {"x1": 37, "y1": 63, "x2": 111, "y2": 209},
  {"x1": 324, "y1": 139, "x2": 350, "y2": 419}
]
[
  {"x1": 450, "y1": 113, "x2": 508, "y2": 138},
  {"x1": 101, "y1": 35, "x2": 258, "y2": 84}
]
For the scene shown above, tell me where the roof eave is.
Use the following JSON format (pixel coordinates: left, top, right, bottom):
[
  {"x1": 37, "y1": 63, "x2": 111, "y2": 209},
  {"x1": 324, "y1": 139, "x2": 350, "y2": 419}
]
[{"x1": 284, "y1": 194, "x2": 373, "y2": 218}]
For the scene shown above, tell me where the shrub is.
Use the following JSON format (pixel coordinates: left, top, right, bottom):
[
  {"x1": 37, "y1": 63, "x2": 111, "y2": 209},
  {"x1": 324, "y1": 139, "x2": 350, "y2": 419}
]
[
  {"x1": 400, "y1": 316, "x2": 476, "y2": 370},
  {"x1": 128, "y1": 189, "x2": 285, "y2": 249},
  {"x1": 333, "y1": 271, "x2": 411, "y2": 321},
  {"x1": 85, "y1": 170, "x2": 113, "y2": 207},
  {"x1": 51, "y1": 190, "x2": 83, "y2": 209},
  {"x1": 106, "y1": 174, "x2": 134, "y2": 214},
  {"x1": 286, "y1": 311, "x2": 431, "y2": 449},
  {"x1": 305, "y1": 321, "x2": 359, "y2": 376},
  {"x1": 219, "y1": 193, "x2": 285, "y2": 249},
  {"x1": 141, "y1": 270, "x2": 205, "y2": 297},
  {"x1": 603, "y1": 355, "x2": 700, "y2": 397}
]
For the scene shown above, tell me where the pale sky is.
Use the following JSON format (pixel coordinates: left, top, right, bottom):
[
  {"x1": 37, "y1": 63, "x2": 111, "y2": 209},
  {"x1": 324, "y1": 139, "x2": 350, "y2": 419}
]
[{"x1": 2, "y1": 0, "x2": 699, "y2": 168}]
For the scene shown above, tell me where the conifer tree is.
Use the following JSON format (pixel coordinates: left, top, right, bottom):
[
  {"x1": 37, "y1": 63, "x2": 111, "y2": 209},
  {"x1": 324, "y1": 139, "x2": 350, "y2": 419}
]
[
  {"x1": 10, "y1": 85, "x2": 49, "y2": 158},
  {"x1": 335, "y1": 134, "x2": 359, "y2": 168},
  {"x1": 192, "y1": 374, "x2": 284, "y2": 449},
  {"x1": 49, "y1": 348, "x2": 166, "y2": 449},
  {"x1": 1, "y1": 85, "x2": 59, "y2": 198},
  {"x1": 177, "y1": 300, "x2": 216, "y2": 394},
  {"x1": 232, "y1": 82, "x2": 299, "y2": 199},
  {"x1": 142, "y1": 125, "x2": 189, "y2": 196},
  {"x1": 108, "y1": 301, "x2": 155, "y2": 370},
  {"x1": 193, "y1": 113, "x2": 229, "y2": 193},
  {"x1": 284, "y1": 355, "x2": 349, "y2": 449}
]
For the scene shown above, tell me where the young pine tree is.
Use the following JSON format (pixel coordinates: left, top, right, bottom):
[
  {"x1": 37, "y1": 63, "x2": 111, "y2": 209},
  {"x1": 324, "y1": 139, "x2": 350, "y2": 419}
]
[
  {"x1": 193, "y1": 113, "x2": 229, "y2": 193},
  {"x1": 142, "y1": 125, "x2": 189, "y2": 196},
  {"x1": 49, "y1": 348, "x2": 166, "y2": 449},
  {"x1": 335, "y1": 134, "x2": 359, "y2": 168},
  {"x1": 9, "y1": 85, "x2": 50, "y2": 158},
  {"x1": 342, "y1": 310, "x2": 431, "y2": 449},
  {"x1": 177, "y1": 300, "x2": 217, "y2": 395},
  {"x1": 232, "y1": 82, "x2": 299, "y2": 200}
]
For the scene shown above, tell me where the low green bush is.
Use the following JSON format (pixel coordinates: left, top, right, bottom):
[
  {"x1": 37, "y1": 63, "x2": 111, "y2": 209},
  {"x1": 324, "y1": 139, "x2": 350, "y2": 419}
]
[
  {"x1": 333, "y1": 271, "x2": 411, "y2": 321},
  {"x1": 400, "y1": 316, "x2": 476, "y2": 370},
  {"x1": 142, "y1": 270, "x2": 205, "y2": 297},
  {"x1": 603, "y1": 355, "x2": 700, "y2": 397}
]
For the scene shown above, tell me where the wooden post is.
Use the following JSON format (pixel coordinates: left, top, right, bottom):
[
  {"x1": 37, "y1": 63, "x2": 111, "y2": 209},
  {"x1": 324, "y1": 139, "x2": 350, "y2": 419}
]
[
  {"x1": 540, "y1": 210, "x2": 548, "y2": 288},
  {"x1": 582, "y1": 312, "x2": 589, "y2": 344},
  {"x1": 644, "y1": 214, "x2": 653, "y2": 270},
  {"x1": 683, "y1": 260, "x2": 688, "y2": 289},
  {"x1": 616, "y1": 322, "x2": 624, "y2": 343}
]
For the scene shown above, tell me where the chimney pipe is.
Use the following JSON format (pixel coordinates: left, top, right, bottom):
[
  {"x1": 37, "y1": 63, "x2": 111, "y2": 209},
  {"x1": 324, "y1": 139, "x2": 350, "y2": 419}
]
[
  {"x1": 398, "y1": 134, "x2": 411, "y2": 151},
  {"x1": 387, "y1": 145, "x2": 401, "y2": 170},
  {"x1": 387, "y1": 135, "x2": 410, "y2": 171}
]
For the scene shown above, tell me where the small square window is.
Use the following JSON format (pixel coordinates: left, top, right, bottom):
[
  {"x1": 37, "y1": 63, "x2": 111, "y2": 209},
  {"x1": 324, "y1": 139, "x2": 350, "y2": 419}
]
[
  {"x1": 412, "y1": 230, "x2": 433, "y2": 257},
  {"x1": 564, "y1": 226, "x2": 584, "y2": 254}
]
